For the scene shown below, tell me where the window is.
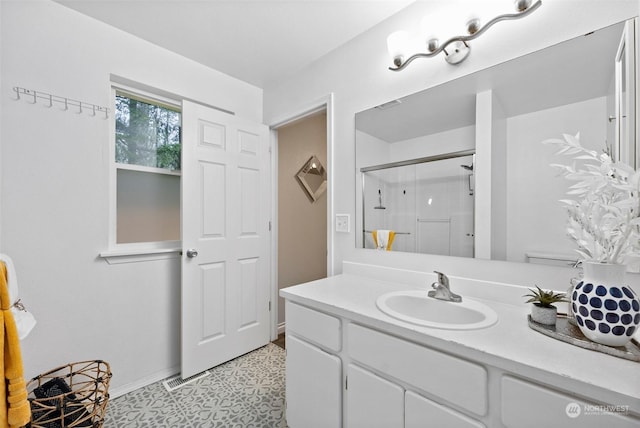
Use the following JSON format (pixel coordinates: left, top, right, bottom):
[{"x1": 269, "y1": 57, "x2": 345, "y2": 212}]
[
  {"x1": 115, "y1": 93, "x2": 181, "y2": 170},
  {"x1": 108, "y1": 88, "x2": 182, "y2": 255}
]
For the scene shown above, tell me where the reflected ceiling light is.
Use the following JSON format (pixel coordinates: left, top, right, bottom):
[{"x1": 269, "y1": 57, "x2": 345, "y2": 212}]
[{"x1": 387, "y1": 0, "x2": 542, "y2": 70}]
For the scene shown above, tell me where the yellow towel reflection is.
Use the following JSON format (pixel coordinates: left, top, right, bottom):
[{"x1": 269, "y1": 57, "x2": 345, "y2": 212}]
[{"x1": 372, "y1": 230, "x2": 396, "y2": 251}]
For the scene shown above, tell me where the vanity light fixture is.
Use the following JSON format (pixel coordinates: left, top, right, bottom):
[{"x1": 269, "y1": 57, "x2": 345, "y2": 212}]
[{"x1": 387, "y1": 0, "x2": 542, "y2": 70}]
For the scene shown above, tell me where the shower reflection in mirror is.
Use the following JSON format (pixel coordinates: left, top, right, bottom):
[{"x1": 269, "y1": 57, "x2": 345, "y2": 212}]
[{"x1": 361, "y1": 150, "x2": 475, "y2": 256}]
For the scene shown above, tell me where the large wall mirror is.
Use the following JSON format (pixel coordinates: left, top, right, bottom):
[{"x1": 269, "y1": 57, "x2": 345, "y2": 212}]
[{"x1": 356, "y1": 19, "x2": 638, "y2": 265}]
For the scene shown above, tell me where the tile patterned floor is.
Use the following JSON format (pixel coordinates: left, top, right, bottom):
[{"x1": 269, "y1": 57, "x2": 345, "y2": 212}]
[{"x1": 104, "y1": 343, "x2": 287, "y2": 427}]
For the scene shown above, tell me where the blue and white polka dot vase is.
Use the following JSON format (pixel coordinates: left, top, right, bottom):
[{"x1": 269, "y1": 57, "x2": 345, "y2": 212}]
[{"x1": 572, "y1": 262, "x2": 640, "y2": 347}]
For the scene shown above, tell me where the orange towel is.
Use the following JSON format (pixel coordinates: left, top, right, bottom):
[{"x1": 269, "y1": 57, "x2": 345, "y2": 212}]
[{"x1": 0, "y1": 262, "x2": 31, "y2": 428}]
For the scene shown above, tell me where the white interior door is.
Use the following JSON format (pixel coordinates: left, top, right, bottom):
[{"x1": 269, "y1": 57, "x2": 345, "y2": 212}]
[{"x1": 181, "y1": 100, "x2": 270, "y2": 379}]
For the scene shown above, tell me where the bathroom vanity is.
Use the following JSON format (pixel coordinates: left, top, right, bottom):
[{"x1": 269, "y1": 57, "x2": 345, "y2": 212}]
[{"x1": 280, "y1": 262, "x2": 640, "y2": 428}]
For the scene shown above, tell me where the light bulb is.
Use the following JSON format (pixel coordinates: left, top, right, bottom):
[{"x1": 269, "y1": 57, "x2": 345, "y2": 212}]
[
  {"x1": 466, "y1": 15, "x2": 481, "y2": 35},
  {"x1": 387, "y1": 31, "x2": 410, "y2": 66},
  {"x1": 427, "y1": 38, "x2": 439, "y2": 53},
  {"x1": 515, "y1": 0, "x2": 533, "y2": 12}
]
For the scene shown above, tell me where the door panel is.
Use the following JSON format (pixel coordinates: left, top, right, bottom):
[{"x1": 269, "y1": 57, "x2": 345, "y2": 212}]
[
  {"x1": 240, "y1": 167, "x2": 259, "y2": 234},
  {"x1": 201, "y1": 262, "x2": 225, "y2": 340},
  {"x1": 201, "y1": 162, "x2": 225, "y2": 236},
  {"x1": 181, "y1": 100, "x2": 270, "y2": 378},
  {"x1": 239, "y1": 257, "x2": 259, "y2": 328}
]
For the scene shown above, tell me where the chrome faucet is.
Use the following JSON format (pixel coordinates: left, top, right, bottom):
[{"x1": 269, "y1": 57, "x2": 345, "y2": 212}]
[{"x1": 428, "y1": 271, "x2": 462, "y2": 303}]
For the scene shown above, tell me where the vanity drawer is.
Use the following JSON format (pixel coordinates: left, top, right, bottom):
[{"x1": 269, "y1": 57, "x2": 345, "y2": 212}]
[
  {"x1": 286, "y1": 301, "x2": 341, "y2": 352},
  {"x1": 348, "y1": 323, "x2": 487, "y2": 416}
]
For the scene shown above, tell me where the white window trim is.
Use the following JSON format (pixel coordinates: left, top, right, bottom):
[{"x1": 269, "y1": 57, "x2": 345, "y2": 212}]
[
  {"x1": 99, "y1": 245, "x2": 181, "y2": 264},
  {"x1": 101, "y1": 83, "x2": 182, "y2": 263},
  {"x1": 116, "y1": 163, "x2": 181, "y2": 177}
]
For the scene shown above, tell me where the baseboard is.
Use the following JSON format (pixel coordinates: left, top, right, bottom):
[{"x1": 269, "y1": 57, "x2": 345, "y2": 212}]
[
  {"x1": 109, "y1": 366, "x2": 179, "y2": 399},
  {"x1": 112, "y1": 327, "x2": 286, "y2": 398}
]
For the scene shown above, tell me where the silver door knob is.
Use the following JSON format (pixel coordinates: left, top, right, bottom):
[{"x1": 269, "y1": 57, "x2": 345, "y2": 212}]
[{"x1": 186, "y1": 249, "x2": 199, "y2": 258}]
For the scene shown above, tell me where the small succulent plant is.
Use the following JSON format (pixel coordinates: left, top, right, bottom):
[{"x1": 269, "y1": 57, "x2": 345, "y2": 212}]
[{"x1": 524, "y1": 285, "x2": 567, "y2": 308}]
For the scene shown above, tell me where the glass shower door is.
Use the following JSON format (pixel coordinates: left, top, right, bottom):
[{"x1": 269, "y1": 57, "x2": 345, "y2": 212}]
[
  {"x1": 415, "y1": 155, "x2": 475, "y2": 257},
  {"x1": 361, "y1": 152, "x2": 475, "y2": 257},
  {"x1": 362, "y1": 164, "x2": 416, "y2": 251}
]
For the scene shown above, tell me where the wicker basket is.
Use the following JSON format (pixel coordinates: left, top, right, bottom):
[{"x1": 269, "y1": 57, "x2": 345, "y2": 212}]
[{"x1": 26, "y1": 360, "x2": 112, "y2": 428}]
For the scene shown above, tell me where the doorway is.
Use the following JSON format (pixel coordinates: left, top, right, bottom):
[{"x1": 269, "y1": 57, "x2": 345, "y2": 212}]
[{"x1": 271, "y1": 104, "x2": 331, "y2": 339}]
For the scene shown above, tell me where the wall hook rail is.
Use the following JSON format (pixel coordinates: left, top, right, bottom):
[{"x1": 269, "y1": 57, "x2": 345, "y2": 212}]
[{"x1": 12, "y1": 86, "x2": 110, "y2": 119}]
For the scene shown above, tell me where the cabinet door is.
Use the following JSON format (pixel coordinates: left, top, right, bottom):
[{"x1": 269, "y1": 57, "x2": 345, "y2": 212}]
[
  {"x1": 347, "y1": 364, "x2": 404, "y2": 428},
  {"x1": 406, "y1": 391, "x2": 485, "y2": 428},
  {"x1": 502, "y1": 376, "x2": 639, "y2": 428},
  {"x1": 286, "y1": 335, "x2": 342, "y2": 428}
]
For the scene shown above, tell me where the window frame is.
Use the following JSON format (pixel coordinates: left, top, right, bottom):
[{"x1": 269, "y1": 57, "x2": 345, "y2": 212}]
[{"x1": 102, "y1": 84, "x2": 183, "y2": 263}]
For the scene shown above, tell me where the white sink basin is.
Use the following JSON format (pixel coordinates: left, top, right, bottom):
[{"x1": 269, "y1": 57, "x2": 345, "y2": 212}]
[{"x1": 376, "y1": 290, "x2": 498, "y2": 330}]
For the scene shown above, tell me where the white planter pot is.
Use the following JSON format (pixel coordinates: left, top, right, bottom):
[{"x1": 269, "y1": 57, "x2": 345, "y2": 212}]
[
  {"x1": 530, "y1": 304, "x2": 557, "y2": 325},
  {"x1": 572, "y1": 262, "x2": 640, "y2": 347}
]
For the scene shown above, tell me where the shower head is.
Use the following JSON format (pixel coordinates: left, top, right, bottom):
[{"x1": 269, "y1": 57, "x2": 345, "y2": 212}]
[
  {"x1": 460, "y1": 164, "x2": 474, "y2": 171},
  {"x1": 375, "y1": 189, "x2": 386, "y2": 209}
]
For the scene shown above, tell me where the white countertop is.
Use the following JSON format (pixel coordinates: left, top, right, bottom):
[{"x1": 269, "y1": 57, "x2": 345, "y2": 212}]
[{"x1": 280, "y1": 272, "x2": 640, "y2": 412}]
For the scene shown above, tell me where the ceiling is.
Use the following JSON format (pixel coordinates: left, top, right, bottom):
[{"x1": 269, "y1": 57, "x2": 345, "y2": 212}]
[
  {"x1": 53, "y1": 0, "x2": 414, "y2": 88},
  {"x1": 356, "y1": 20, "x2": 625, "y2": 143}
]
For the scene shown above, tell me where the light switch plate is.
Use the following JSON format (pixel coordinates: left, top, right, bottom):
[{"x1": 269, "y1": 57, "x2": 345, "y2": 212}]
[{"x1": 335, "y1": 214, "x2": 350, "y2": 233}]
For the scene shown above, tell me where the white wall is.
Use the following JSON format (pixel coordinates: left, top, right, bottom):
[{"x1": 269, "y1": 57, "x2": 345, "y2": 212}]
[
  {"x1": 355, "y1": 130, "x2": 389, "y2": 167},
  {"x1": 505, "y1": 97, "x2": 608, "y2": 263},
  {"x1": 389, "y1": 125, "x2": 475, "y2": 161},
  {"x1": 475, "y1": 90, "x2": 495, "y2": 259},
  {"x1": 1, "y1": 0, "x2": 262, "y2": 394},
  {"x1": 264, "y1": 0, "x2": 640, "y2": 287},
  {"x1": 490, "y1": 94, "x2": 507, "y2": 260}
]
